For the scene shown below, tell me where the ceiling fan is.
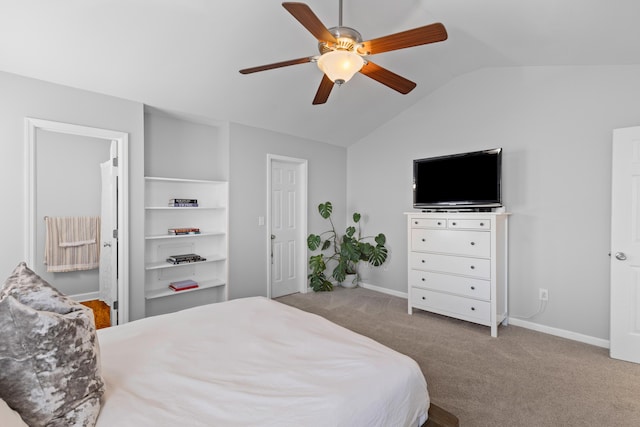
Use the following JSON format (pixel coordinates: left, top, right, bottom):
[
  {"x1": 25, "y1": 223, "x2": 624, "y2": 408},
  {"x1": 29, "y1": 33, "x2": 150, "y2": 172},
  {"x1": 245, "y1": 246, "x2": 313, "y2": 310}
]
[{"x1": 239, "y1": 1, "x2": 448, "y2": 105}]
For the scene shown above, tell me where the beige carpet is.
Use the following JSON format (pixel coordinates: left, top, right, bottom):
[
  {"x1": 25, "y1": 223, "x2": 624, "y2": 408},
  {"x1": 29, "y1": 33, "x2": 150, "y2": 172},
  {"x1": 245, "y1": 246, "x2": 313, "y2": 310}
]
[{"x1": 276, "y1": 287, "x2": 640, "y2": 427}]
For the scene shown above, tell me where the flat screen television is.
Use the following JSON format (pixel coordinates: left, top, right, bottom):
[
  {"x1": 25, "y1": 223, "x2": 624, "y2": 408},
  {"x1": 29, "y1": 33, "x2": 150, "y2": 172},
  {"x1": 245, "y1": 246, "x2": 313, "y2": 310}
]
[{"x1": 413, "y1": 148, "x2": 502, "y2": 209}]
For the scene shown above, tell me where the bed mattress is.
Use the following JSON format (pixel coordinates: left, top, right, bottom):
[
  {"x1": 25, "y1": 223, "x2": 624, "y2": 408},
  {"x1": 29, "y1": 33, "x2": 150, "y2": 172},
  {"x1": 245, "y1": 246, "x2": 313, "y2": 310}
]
[{"x1": 96, "y1": 296, "x2": 429, "y2": 426}]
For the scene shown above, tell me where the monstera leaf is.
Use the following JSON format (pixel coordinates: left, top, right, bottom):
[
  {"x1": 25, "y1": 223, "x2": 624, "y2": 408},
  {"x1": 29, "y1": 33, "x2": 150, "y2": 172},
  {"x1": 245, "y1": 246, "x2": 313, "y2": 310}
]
[
  {"x1": 308, "y1": 254, "x2": 326, "y2": 274},
  {"x1": 309, "y1": 273, "x2": 333, "y2": 292},
  {"x1": 318, "y1": 201, "x2": 332, "y2": 219},
  {"x1": 368, "y1": 244, "x2": 388, "y2": 266},
  {"x1": 340, "y1": 236, "x2": 361, "y2": 262},
  {"x1": 345, "y1": 226, "x2": 356, "y2": 238},
  {"x1": 332, "y1": 261, "x2": 347, "y2": 284},
  {"x1": 307, "y1": 234, "x2": 321, "y2": 251}
]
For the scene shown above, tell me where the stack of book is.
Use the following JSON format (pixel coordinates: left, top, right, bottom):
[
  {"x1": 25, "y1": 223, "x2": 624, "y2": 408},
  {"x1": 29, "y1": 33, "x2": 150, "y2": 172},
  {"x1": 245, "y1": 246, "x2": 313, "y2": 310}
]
[
  {"x1": 166, "y1": 253, "x2": 206, "y2": 265},
  {"x1": 169, "y1": 198, "x2": 198, "y2": 207},
  {"x1": 168, "y1": 227, "x2": 201, "y2": 235},
  {"x1": 169, "y1": 279, "x2": 199, "y2": 292}
]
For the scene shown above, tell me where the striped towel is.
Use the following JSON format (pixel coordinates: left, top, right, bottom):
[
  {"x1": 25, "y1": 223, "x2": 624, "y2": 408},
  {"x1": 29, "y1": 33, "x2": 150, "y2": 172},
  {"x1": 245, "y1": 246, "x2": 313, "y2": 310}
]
[{"x1": 44, "y1": 216, "x2": 101, "y2": 272}]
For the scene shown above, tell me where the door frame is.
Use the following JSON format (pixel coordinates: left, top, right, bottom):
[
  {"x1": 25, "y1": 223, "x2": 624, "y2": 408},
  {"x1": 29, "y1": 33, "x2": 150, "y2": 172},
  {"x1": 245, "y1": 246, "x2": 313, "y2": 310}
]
[
  {"x1": 266, "y1": 154, "x2": 308, "y2": 298},
  {"x1": 24, "y1": 117, "x2": 129, "y2": 324}
]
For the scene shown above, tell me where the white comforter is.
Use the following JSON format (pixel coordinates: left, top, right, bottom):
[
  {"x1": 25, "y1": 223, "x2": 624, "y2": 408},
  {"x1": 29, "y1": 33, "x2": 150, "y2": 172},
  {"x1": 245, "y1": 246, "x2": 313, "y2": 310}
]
[{"x1": 96, "y1": 297, "x2": 429, "y2": 427}]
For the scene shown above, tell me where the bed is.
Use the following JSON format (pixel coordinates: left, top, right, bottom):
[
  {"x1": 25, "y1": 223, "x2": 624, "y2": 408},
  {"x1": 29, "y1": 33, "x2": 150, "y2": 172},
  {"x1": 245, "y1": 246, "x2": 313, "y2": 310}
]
[
  {"x1": 95, "y1": 296, "x2": 429, "y2": 426},
  {"x1": 0, "y1": 262, "x2": 430, "y2": 427}
]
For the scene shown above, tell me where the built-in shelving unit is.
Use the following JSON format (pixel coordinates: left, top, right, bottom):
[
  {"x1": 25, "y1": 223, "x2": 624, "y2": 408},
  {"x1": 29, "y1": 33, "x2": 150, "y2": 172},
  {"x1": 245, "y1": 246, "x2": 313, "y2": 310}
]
[{"x1": 144, "y1": 176, "x2": 228, "y2": 316}]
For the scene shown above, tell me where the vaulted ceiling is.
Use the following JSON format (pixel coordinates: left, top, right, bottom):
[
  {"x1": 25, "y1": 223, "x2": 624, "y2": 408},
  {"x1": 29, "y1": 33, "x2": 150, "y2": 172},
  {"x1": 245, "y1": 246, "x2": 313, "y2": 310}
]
[{"x1": 1, "y1": 0, "x2": 639, "y2": 146}]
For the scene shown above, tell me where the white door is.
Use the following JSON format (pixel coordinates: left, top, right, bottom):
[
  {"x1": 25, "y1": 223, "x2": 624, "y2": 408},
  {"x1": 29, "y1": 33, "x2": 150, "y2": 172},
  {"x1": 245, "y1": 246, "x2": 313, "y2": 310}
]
[
  {"x1": 99, "y1": 142, "x2": 119, "y2": 325},
  {"x1": 269, "y1": 157, "x2": 307, "y2": 298},
  {"x1": 610, "y1": 126, "x2": 640, "y2": 364}
]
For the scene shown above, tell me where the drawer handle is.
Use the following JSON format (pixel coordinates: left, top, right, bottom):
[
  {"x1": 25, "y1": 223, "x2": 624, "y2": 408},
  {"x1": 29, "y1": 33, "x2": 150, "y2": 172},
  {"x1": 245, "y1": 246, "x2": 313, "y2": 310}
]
[
  {"x1": 471, "y1": 307, "x2": 476, "y2": 311},
  {"x1": 480, "y1": 222, "x2": 485, "y2": 226},
  {"x1": 470, "y1": 265, "x2": 475, "y2": 270},
  {"x1": 451, "y1": 222, "x2": 457, "y2": 226},
  {"x1": 414, "y1": 221, "x2": 419, "y2": 225},
  {"x1": 470, "y1": 241, "x2": 475, "y2": 246},
  {"x1": 422, "y1": 296, "x2": 426, "y2": 300},
  {"x1": 422, "y1": 259, "x2": 426, "y2": 263},
  {"x1": 470, "y1": 286, "x2": 475, "y2": 290},
  {"x1": 437, "y1": 222, "x2": 442, "y2": 226},
  {"x1": 421, "y1": 238, "x2": 426, "y2": 242},
  {"x1": 421, "y1": 278, "x2": 426, "y2": 282}
]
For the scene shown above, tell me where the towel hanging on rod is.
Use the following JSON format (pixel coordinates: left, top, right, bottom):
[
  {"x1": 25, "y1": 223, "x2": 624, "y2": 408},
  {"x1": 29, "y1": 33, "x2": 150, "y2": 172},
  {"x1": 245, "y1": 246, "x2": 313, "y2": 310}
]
[{"x1": 44, "y1": 216, "x2": 101, "y2": 272}]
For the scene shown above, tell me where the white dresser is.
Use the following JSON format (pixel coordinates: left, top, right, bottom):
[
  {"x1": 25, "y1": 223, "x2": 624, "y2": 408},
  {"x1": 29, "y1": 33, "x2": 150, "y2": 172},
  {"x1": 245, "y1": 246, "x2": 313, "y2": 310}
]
[{"x1": 406, "y1": 212, "x2": 509, "y2": 337}]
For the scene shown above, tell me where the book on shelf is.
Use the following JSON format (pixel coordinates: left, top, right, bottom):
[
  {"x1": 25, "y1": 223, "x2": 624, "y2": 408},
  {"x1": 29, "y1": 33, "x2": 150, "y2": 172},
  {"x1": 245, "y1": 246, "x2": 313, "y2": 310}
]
[
  {"x1": 169, "y1": 198, "x2": 198, "y2": 204},
  {"x1": 168, "y1": 227, "x2": 200, "y2": 235},
  {"x1": 169, "y1": 202, "x2": 199, "y2": 207},
  {"x1": 169, "y1": 279, "x2": 199, "y2": 291},
  {"x1": 166, "y1": 253, "x2": 206, "y2": 264},
  {"x1": 168, "y1": 253, "x2": 201, "y2": 260},
  {"x1": 166, "y1": 258, "x2": 207, "y2": 265}
]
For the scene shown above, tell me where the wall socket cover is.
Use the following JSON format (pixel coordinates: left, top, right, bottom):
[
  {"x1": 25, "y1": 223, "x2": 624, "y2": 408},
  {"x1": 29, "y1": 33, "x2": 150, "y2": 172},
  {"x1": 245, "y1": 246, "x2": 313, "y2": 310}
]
[{"x1": 539, "y1": 288, "x2": 549, "y2": 301}]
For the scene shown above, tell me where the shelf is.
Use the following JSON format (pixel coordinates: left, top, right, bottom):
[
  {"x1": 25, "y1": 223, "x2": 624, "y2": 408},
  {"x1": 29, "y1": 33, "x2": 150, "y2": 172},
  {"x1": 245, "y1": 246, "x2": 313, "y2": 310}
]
[
  {"x1": 145, "y1": 176, "x2": 226, "y2": 185},
  {"x1": 145, "y1": 279, "x2": 226, "y2": 300},
  {"x1": 145, "y1": 206, "x2": 225, "y2": 210},
  {"x1": 145, "y1": 231, "x2": 225, "y2": 241},
  {"x1": 145, "y1": 254, "x2": 226, "y2": 271}
]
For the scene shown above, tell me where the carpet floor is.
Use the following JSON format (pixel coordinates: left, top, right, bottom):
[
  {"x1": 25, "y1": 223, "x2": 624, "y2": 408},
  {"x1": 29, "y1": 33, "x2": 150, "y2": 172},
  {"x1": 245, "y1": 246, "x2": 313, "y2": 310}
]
[{"x1": 276, "y1": 287, "x2": 640, "y2": 427}]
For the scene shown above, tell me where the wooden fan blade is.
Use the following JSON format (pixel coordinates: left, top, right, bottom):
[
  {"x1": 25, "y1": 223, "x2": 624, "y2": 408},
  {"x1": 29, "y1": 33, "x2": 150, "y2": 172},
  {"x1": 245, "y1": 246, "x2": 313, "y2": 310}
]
[
  {"x1": 359, "y1": 61, "x2": 416, "y2": 94},
  {"x1": 239, "y1": 57, "x2": 313, "y2": 74},
  {"x1": 282, "y1": 2, "x2": 337, "y2": 43},
  {"x1": 358, "y1": 23, "x2": 447, "y2": 56},
  {"x1": 312, "y1": 74, "x2": 334, "y2": 105}
]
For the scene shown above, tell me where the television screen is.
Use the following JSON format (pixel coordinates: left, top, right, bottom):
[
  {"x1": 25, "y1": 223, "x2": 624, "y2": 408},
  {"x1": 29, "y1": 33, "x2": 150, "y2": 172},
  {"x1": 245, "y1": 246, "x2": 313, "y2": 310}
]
[{"x1": 413, "y1": 148, "x2": 502, "y2": 209}]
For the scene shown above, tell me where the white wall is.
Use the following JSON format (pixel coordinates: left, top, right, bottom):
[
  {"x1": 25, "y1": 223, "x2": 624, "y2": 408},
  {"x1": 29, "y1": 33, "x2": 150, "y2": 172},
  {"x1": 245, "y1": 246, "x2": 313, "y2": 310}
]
[
  {"x1": 0, "y1": 70, "x2": 146, "y2": 321},
  {"x1": 347, "y1": 65, "x2": 640, "y2": 341},
  {"x1": 228, "y1": 123, "x2": 347, "y2": 299},
  {"x1": 35, "y1": 130, "x2": 111, "y2": 296},
  {"x1": 144, "y1": 112, "x2": 228, "y2": 181}
]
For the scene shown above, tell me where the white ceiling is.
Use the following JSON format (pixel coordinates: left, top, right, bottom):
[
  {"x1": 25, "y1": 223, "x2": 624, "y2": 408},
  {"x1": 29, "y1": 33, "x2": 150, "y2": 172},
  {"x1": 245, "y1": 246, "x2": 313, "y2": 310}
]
[{"x1": 1, "y1": 0, "x2": 639, "y2": 146}]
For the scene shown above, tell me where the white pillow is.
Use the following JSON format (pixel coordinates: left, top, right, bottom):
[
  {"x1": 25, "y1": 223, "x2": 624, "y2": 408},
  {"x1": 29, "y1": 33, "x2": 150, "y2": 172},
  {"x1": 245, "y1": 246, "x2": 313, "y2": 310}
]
[{"x1": 0, "y1": 399, "x2": 28, "y2": 427}]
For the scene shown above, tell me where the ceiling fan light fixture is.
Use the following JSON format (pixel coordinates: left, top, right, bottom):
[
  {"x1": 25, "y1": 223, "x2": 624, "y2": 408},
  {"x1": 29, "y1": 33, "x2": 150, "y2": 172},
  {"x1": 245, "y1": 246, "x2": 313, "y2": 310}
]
[{"x1": 317, "y1": 50, "x2": 364, "y2": 85}]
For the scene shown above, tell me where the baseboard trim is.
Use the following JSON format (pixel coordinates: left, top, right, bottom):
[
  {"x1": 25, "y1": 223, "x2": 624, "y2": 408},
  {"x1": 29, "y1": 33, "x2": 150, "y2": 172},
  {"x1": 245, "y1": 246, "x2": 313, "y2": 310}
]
[
  {"x1": 71, "y1": 291, "x2": 100, "y2": 302},
  {"x1": 507, "y1": 317, "x2": 610, "y2": 349},
  {"x1": 359, "y1": 282, "x2": 408, "y2": 299},
  {"x1": 358, "y1": 283, "x2": 610, "y2": 349}
]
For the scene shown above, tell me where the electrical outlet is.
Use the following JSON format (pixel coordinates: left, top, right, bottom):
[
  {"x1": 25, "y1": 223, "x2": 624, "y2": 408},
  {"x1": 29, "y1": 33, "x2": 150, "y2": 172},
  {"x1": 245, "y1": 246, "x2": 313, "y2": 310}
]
[{"x1": 539, "y1": 288, "x2": 549, "y2": 301}]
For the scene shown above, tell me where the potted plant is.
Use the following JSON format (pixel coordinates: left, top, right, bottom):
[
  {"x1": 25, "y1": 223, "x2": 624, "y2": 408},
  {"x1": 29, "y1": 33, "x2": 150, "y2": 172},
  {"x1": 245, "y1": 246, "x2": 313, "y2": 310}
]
[{"x1": 307, "y1": 201, "x2": 388, "y2": 291}]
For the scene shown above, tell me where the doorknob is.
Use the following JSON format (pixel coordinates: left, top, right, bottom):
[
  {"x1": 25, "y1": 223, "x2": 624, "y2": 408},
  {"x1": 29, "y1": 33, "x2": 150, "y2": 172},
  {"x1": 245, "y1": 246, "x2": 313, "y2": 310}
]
[
  {"x1": 271, "y1": 234, "x2": 276, "y2": 240},
  {"x1": 615, "y1": 252, "x2": 627, "y2": 261}
]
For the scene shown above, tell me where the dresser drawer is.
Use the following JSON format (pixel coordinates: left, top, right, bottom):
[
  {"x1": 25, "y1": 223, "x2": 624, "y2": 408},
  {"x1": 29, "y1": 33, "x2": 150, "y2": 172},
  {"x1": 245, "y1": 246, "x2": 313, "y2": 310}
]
[
  {"x1": 409, "y1": 270, "x2": 490, "y2": 300},
  {"x1": 412, "y1": 229, "x2": 490, "y2": 257},
  {"x1": 411, "y1": 288, "x2": 491, "y2": 323},
  {"x1": 447, "y1": 219, "x2": 491, "y2": 230},
  {"x1": 410, "y1": 252, "x2": 491, "y2": 279},
  {"x1": 410, "y1": 218, "x2": 447, "y2": 229}
]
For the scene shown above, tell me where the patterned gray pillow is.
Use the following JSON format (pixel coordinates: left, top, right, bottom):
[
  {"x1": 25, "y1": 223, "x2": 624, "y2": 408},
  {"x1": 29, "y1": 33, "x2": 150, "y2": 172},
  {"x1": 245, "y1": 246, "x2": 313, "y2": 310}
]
[{"x1": 0, "y1": 262, "x2": 105, "y2": 427}]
